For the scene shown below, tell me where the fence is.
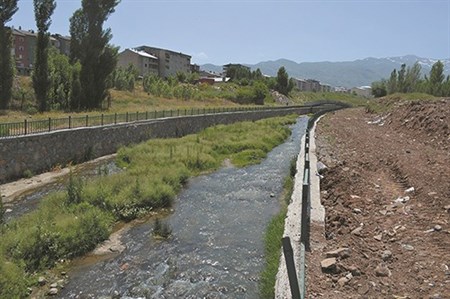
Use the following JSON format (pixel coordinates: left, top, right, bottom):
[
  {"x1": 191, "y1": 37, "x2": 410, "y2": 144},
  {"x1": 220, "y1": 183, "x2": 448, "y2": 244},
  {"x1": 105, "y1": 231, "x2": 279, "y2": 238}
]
[{"x1": 0, "y1": 105, "x2": 315, "y2": 139}]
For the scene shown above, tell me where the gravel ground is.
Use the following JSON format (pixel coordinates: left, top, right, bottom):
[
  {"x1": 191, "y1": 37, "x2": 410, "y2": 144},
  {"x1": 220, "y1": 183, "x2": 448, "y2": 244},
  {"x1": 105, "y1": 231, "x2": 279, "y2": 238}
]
[{"x1": 307, "y1": 99, "x2": 450, "y2": 299}]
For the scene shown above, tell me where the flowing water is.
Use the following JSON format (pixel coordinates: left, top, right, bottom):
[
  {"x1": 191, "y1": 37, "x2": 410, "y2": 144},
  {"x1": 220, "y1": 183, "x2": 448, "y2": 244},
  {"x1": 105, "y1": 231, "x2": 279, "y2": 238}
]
[{"x1": 55, "y1": 116, "x2": 308, "y2": 299}]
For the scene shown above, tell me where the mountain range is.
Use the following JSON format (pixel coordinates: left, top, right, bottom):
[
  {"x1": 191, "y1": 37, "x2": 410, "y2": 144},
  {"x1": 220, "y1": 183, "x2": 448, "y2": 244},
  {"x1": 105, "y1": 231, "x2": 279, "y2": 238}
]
[{"x1": 201, "y1": 55, "x2": 450, "y2": 88}]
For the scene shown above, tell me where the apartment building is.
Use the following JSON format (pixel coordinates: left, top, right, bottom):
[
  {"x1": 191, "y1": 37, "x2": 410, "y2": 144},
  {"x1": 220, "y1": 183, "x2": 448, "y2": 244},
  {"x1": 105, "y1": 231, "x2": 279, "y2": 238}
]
[
  {"x1": 292, "y1": 78, "x2": 327, "y2": 92},
  {"x1": 10, "y1": 27, "x2": 71, "y2": 75},
  {"x1": 134, "y1": 46, "x2": 192, "y2": 78},
  {"x1": 117, "y1": 48, "x2": 159, "y2": 77}
]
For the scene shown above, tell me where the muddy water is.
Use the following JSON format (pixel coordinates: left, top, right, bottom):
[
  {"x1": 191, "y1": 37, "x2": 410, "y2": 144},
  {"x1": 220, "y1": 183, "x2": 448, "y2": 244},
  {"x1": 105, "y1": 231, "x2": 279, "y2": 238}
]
[
  {"x1": 3, "y1": 161, "x2": 121, "y2": 222},
  {"x1": 58, "y1": 117, "x2": 308, "y2": 299}
]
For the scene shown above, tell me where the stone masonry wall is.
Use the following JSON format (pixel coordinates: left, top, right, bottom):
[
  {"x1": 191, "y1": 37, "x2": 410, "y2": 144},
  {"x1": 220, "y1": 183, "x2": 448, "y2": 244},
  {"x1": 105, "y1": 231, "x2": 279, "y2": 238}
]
[{"x1": 0, "y1": 107, "x2": 326, "y2": 183}]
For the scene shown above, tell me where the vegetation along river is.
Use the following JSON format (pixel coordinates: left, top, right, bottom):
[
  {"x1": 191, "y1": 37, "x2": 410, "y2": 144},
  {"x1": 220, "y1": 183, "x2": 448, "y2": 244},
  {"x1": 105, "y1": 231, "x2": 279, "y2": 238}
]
[{"x1": 57, "y1": 116, "x2": 308, "y2": 298}]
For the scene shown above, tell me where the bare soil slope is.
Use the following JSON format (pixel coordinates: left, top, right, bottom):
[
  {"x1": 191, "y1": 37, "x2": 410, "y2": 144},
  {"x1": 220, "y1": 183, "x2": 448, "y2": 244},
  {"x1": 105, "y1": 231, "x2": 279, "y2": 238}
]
[{"x1": 308, "y1": 99, "x2": 450, "y2": 298}]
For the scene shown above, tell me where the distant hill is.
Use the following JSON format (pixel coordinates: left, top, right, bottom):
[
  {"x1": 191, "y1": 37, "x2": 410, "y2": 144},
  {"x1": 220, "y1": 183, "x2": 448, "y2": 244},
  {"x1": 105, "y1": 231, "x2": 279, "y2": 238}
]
[{"x1": 201, "y1": 55, "x2": 450, "y2": 88}]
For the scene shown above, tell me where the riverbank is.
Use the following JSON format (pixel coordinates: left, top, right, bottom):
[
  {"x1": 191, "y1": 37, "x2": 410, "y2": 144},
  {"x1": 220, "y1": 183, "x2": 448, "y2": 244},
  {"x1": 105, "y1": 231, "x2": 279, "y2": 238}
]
[{"x1": 308, "y1": 99, "x2": 449, "y2": 298}]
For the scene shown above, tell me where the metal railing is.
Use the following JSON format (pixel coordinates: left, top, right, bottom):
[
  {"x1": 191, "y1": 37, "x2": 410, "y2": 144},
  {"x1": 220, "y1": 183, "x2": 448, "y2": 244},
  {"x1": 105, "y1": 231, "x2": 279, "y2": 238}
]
[{"x1": 0, "y1": 106, "x2": 275, "y2": 139}]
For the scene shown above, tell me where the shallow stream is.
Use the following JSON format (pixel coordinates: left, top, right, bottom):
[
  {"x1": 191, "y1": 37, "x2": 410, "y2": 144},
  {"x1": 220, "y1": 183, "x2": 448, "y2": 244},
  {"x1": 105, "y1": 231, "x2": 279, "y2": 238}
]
[{"x1": 52, "y1": 116, "x2": 308, "y2": 298}]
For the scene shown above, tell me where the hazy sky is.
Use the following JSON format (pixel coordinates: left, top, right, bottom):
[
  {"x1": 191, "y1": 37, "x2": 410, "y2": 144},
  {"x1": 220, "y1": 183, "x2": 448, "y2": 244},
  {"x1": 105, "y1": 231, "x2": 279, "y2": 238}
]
[{"x1": 8, "y1": 0, "x2": 450, "y2": 65}]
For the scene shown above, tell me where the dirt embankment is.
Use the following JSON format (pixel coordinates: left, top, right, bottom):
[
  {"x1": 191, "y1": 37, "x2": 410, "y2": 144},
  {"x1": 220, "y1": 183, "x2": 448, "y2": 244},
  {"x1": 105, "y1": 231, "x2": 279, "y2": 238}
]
[{"x1": 308, "y1": 99, "x2": 450, "y2": 298}]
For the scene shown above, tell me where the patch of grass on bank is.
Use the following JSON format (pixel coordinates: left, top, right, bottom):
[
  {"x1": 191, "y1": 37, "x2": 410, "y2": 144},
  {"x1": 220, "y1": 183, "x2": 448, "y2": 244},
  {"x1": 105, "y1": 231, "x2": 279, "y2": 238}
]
[
  {"x1": 260, "y1": 158, "x2": 296, "y2": 298},
  {"x1": 0, "y1": 115, "x2": 298, "y2": 298}
]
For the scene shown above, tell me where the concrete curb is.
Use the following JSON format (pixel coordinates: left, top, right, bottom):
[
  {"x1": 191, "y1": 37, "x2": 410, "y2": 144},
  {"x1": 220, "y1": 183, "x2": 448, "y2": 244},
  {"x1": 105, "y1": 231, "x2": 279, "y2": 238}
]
[{"x1": 274, "y1": 115, "x2": 325, "y2": 299}]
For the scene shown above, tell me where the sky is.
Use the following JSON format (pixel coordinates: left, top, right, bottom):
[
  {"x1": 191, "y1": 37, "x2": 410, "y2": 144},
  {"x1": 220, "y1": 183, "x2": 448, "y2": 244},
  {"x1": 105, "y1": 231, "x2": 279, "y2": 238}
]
[{"x1": 8, "y1": 0, "x2": 450, "y2": 65}]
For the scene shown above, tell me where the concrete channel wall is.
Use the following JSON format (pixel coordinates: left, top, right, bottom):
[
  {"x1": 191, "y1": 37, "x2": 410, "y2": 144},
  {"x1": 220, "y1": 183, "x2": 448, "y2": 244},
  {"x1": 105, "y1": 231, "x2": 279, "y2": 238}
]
[{"x1": 0, "y1": 105, "x2": 343, "y2": 184}]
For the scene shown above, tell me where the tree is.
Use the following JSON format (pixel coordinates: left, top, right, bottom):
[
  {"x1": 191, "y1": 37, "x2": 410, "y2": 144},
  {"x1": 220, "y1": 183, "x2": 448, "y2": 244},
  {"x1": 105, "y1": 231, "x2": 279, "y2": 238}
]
[
  {"x1": 371, "y1": 80, "x2": 387, "y2": 98},
  {"x1": 32, "y1": 0, "x2": 56, "y2": 112},
  {"x1": 276, "y1": 66, "x2": 292, "y2": 96},
  {"x1": 0, "y1": 0, "x2": 18, "y2": 109},
  {"x1": 70, "y1": 0, "x2": 120, "y2": 109},
  {"x1": 48, "y1": 47, "x2": 72, "y2": 110},
  {"x1": 404, "y1": 62, "x2": 422, "y2": 93},
  {"x1": 397, "y1": 63, "x2": 406, "y2": 93},
  {"x1": 428, "y1": 60, "x2": 444, "y2": 96},
  {"x1": 387, "y1": 69, "x2": 397, "y2": 94}
]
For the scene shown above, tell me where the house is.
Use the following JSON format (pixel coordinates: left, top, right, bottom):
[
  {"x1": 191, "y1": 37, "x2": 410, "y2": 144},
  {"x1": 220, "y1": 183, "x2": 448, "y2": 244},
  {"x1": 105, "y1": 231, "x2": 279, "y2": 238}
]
[
  {"x1": 134, "y1": 46, "x2": 192, "y2": 78},
  {"x1": 351, "y1": 86, "x2": 373, "y2": 98},
  {"x1": 117, "y1": 48, "x2": 159, "y2": 77}
]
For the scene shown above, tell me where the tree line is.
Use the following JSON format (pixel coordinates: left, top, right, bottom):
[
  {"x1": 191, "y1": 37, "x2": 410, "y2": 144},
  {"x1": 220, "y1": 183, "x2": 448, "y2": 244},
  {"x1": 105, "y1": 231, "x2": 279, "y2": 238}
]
[
  {"x1": 224, "y1": 64, "x2": 294, "y2": 97},
  {"x1": 0, "y1": 0, "x2": 120, "y2": 112},
  {"x1": 371, "y1": 60, "x2": 450, "y2": 97}
]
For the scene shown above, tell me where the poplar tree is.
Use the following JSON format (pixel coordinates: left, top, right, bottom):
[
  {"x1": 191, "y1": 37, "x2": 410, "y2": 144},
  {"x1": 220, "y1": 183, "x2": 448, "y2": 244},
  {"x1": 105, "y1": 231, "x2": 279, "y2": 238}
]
[
  {"x1": 70, "y1": 0, "x2": 120, "y2": 109},
  {"x1": 428, "y1": 60, "x2": 444, "y2": 96},
  {"x1": 0, "y1": 0, "x2": 18, "y2": 109},
  {"x1": 32, "y1": 0, "x2": 56, "y2": 112},
  {"x1": 387, "y1": 69, "x2": 397, "y2": 94}
]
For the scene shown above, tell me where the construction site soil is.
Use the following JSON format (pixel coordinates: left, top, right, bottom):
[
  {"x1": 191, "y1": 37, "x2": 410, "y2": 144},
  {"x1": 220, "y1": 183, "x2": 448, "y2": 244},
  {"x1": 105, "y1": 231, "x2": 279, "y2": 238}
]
[{"x1": 308, "y1": 99, "x2": 450, "y2": 299}]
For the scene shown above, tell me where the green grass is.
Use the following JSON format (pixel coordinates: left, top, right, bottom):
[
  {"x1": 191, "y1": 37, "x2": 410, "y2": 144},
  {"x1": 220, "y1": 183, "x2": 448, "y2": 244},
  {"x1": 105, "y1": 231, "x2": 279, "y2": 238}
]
[
  {"x1": 259, "y1": 159, "x2": 296, "y2": 298},
  {"x1": 0, "y1": 115, "x2": 298, "y2": 298}
]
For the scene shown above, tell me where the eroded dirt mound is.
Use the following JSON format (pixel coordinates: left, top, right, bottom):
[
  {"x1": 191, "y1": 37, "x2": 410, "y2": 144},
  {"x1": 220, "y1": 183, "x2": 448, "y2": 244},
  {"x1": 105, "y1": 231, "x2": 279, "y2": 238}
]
[
  {"x1": 386, "y1": 99, "x2": 449, "y2": 151},
  {"x1": 308, "y1": 100, "x2": 450, "y2": 299}
]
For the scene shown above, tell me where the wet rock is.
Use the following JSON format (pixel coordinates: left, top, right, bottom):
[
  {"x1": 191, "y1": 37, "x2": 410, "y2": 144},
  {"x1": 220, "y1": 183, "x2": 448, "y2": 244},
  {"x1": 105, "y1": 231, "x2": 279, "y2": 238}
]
[
  {"x1": 48, "y1": 288, "x2": 58, "y2": 296},
  {"x1": 381, "y1": 250, "x2": 393, "y2": 261},
  {"x1": 325, "y1": 247, "x2": 351, "y2": 259},
  {"x1": 434, "y1": 225, "x2": 442, "y2": 232},
  {"x1": 375, "y1": 264, "x2": 391, "y2": 277},
  {"x1": 321, "y1": 257, "x2": 338, "y2": 273},
  {"x1": 38, "y1": 276, "x2": 47, "y2": 286}
]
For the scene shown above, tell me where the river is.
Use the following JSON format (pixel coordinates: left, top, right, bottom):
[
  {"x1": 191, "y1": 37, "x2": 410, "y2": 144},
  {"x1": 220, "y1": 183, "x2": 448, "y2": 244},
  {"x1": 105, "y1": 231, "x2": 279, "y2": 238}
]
[{"x1": 55, "y1": 116, "x2": 308, "y2": 299}]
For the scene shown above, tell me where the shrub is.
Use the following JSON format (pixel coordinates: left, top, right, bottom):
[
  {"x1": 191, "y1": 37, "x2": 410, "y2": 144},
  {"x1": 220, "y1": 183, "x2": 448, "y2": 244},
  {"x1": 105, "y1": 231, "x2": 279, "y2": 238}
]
[{"x1": 0, "y1": 257, "x2": 28, "y2": 298}]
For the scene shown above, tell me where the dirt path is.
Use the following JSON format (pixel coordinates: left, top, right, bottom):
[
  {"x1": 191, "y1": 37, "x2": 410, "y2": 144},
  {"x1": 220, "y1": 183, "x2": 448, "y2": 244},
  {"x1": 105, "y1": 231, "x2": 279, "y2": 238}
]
[
  {"x1": 0, "y1": 154, "x2": 116, "y2": 204},
  {"x1": 307, "y1": 99, "x2": 450, "y2": 298}
]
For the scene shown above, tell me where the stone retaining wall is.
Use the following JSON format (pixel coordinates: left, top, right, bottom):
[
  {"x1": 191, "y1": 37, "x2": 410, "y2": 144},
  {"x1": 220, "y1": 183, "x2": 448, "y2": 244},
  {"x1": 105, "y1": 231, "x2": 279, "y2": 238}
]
[{"x1": 0, "y1": 106, "x2": 329, "y2": 184}]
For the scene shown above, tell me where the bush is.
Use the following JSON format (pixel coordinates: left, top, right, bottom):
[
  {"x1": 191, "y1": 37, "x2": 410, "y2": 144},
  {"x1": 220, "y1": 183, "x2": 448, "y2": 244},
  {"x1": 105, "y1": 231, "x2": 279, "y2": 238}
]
[{"x1": 0, "y1": 257, "x2": 28, "y2": 298}]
